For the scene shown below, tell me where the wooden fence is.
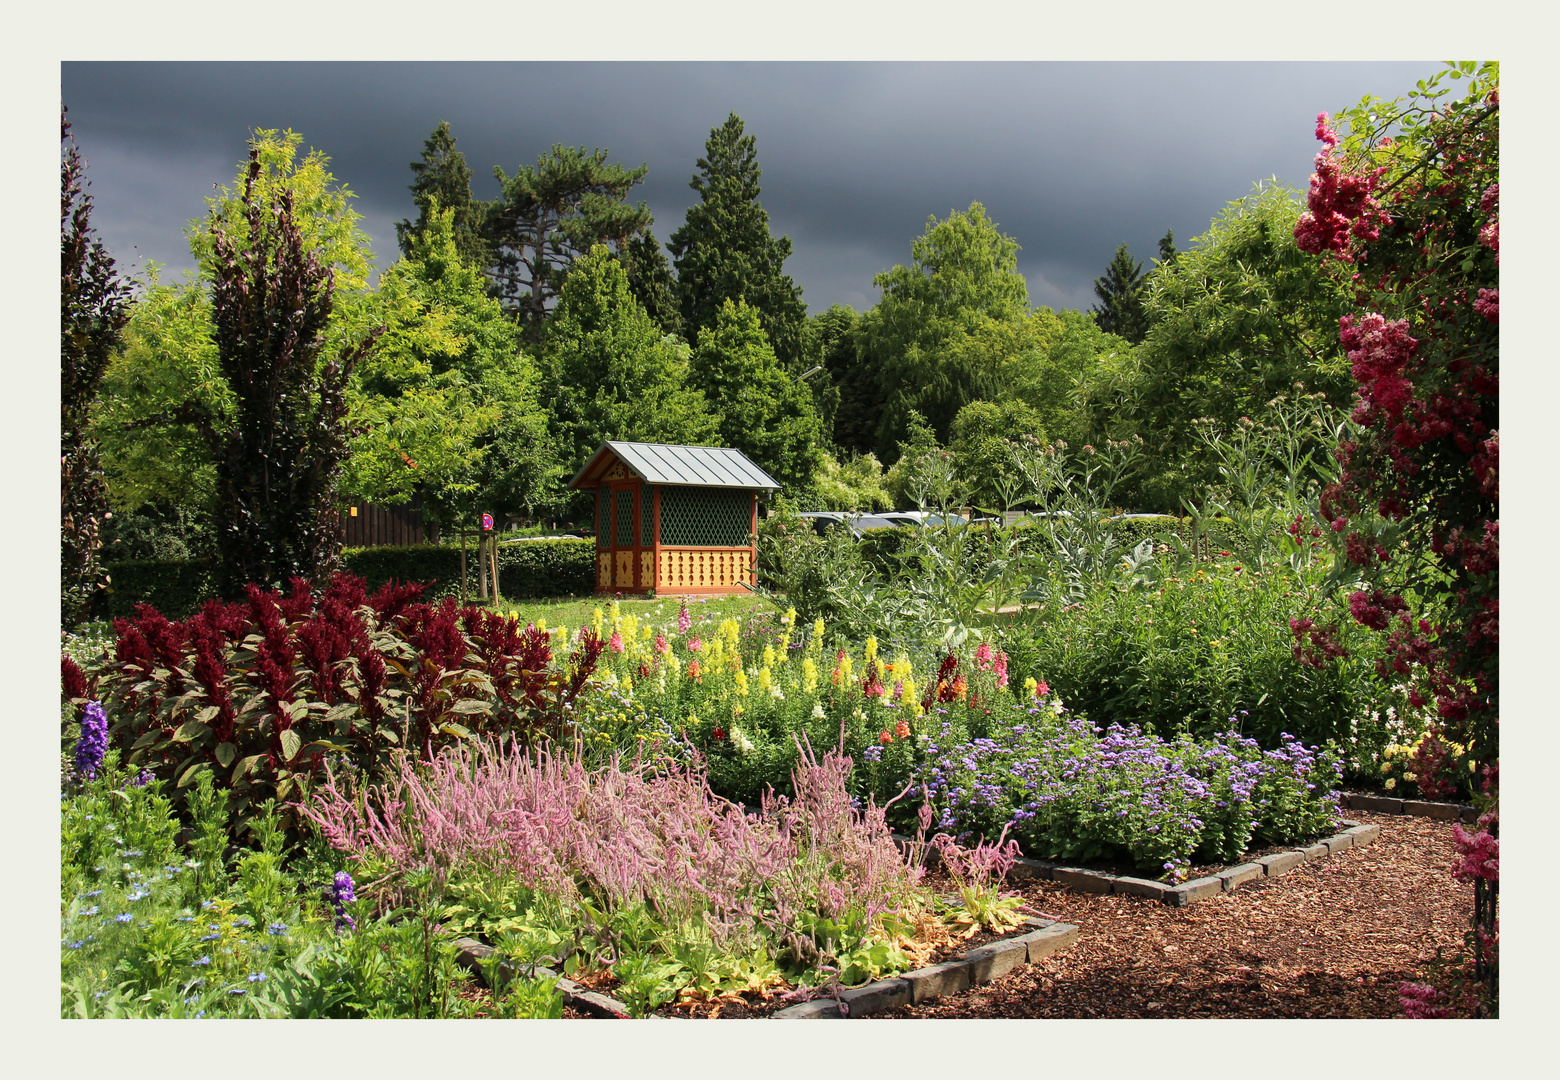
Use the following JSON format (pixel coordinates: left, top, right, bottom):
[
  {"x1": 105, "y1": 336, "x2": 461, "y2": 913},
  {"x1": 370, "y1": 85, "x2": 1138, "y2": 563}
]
[{"x1": 341, "y1": 495, "x2": 425, "y2": 548}]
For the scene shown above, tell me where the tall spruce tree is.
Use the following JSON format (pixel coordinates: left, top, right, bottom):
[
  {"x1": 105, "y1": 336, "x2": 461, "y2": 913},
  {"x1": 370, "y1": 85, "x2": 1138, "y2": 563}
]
[
  {"x1": 667, "y1": 113, "x2": 807, "y2": 366},
  {"x1": 1157, "y1": 228, "x2": 1178, "y2": 268},
  {"x1": 1090, "y1": 242, "x2": 1149, "y2": 344},
  {"x1": 620, "y1": 229, "x2": 681, "y2": 338},
  {"x1": 486, "y1": 145, "x2": 653, "y2": 342},
  {"x1": 61, "y1": 110, "x2": 132, "y2": 623},
  {"x1": 395, "y1": 121, "x2": 490, "y2": 268}
]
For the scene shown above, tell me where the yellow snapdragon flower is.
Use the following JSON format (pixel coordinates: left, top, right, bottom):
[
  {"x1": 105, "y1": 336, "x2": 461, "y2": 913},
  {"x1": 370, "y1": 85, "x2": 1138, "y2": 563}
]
[{"x1": 802, "y1": 656, "x2": 819, "y2": 694}]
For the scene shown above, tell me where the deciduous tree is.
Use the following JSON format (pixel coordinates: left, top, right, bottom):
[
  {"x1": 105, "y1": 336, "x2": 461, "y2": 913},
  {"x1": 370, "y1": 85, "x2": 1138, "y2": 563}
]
[
  {"x1": 542, "y1": 245, "x2": 717, "y2": 476},
  {"x1": 688, "y1": 299, "x2": 821, "y2": 491}
]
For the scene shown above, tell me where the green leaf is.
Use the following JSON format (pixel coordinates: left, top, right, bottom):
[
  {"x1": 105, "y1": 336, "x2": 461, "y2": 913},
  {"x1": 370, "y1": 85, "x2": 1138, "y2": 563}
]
[
  {"x1": 232, "y1": 755, "x2": 264, "y2": 784},
  {"x1": 214, "y1": 742, "x2": 238, "y2": 768},
  {"x1": 196, "y1": 704, "x2": 220, "y2": 724},
  {"x1": 131, "y1": 729, "x2": 163, "y2": 750},
  {"x1": 449, "y1": 698, "x2": 492, "y2": 716},
  {"x1": 280, "y1": 729, "x2": 302, "y2": 762},
  {"x1": 172, "y1": 719, "x2": 211, "y2": 743},
  {"x1": 176, "y1": 760, "x2": 209, "y2": 788}
]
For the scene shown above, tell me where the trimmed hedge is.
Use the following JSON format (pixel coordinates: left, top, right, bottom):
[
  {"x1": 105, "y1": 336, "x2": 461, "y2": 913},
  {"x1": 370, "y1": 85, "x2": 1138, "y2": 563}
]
[
  {"x1": 98, "y1": 558, "x2": 220, "y2": 620},
  {"x1": 96, "y1": 539, "x2": 596, "y2": 620}
]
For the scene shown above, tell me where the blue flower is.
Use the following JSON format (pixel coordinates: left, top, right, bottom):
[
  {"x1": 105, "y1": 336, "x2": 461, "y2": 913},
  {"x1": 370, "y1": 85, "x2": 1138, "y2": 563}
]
[
  {"x1": 115, "y1": 913, "x2": 133, "y2": 924},
  {"x1": 247, "y1": 972, "x2": 267, "y2": 983},
  {"x1": 267, "y1": 923, "x2": 288, "y2": 936},
  {"x1": 192, "y1": 956, "x2": 211, "y2": 966}
]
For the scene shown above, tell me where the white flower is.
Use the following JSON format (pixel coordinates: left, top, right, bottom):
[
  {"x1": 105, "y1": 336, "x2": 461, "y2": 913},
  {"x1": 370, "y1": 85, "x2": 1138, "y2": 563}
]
[
  {"x1": 731, "y1": 728, "x2": 754, "y2": 754},
  {"x1": 812, "y1": 702, "x2": 826, "y2": 720}
]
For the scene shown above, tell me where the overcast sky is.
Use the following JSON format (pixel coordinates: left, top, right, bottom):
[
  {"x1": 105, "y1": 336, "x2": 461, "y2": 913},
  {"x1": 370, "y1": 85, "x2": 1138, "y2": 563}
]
[{"x1": 61, "y1": 61, "x2": 1443, "y2": 315}]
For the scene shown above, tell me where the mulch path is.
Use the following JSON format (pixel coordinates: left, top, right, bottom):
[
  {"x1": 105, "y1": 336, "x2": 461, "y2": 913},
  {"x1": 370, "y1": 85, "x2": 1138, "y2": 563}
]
[{"x1": 871, "y1": 809, "x2": 1476, "y2": 1019}]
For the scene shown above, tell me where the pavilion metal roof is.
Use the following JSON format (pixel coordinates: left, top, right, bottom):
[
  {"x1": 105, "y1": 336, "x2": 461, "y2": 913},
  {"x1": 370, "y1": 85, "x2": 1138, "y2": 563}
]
[{"x1": 569, "y1": 441, "x2": 781, "y2": 491}]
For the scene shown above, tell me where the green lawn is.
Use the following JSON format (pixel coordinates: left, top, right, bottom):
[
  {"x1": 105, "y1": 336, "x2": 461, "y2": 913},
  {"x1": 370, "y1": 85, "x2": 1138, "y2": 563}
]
[{"x1": 494, "y1": 591, "x2": 771, "y2": 638}]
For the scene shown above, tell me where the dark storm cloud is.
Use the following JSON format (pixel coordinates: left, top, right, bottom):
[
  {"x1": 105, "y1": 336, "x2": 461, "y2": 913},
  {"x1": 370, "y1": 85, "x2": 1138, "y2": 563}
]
[{"x1": 62, "y1": 60, "x2": 1439, "y2": 313}]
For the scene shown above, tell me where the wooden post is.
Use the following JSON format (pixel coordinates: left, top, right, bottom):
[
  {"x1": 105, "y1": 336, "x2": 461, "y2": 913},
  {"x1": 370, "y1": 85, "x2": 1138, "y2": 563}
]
[
  {"x1": 460, "y1": 531, "x2": 468, "y2": 602},
  {"x1": 478, "y1": 531, "x2": 489, "y2": 599},
  {"x1": 489, "y1": 532, "x2": 501, "y2": 604}
]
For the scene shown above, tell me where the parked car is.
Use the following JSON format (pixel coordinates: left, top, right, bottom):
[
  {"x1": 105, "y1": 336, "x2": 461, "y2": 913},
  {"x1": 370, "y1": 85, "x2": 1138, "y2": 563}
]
[{"x1": 796, "y1": 511, "x2": 901, "y2": 538}]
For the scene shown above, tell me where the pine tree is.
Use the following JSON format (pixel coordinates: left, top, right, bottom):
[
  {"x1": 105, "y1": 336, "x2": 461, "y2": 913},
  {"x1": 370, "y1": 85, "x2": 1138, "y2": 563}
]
[
  {"x1": 486, "y1": 145, "x2": 653, "y2": 342},
  {"x1": 395, "y1": 121, "x2": 490, "y2": 268},
  {"x1": 61, "y1": 109, "x2": 132, "y2": 623},
  {"x1": 1157, "y1": 229, "x2": 1178, "y2": 268},
  {"x1": 1090, "y1": 243, "x2": 1149, "y2": 344},
  {"x1": 667, "y1": 113, "x2": 807, "y2": 366}
]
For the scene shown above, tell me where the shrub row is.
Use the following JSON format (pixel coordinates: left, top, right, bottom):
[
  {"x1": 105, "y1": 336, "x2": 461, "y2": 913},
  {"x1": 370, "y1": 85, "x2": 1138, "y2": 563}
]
[{"x1": 96, "y1": 540, "x2": 596, "y2": 619}]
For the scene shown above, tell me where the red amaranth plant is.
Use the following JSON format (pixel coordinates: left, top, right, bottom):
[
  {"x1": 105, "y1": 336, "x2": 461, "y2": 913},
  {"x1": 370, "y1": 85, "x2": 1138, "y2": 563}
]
[{"x1": 67, "y1": 571, "x2": 607, "y2": 838}]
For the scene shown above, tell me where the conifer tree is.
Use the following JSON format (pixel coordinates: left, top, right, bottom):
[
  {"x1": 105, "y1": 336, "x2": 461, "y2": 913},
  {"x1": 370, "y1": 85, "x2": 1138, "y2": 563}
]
[
  {"x1": 1090, "y1": 242, "x2": 1149, "y2": 344},
  {"x1": 667, "y1": 113, "x2": 807, "y2": 366},
  {"x1": 486, "y1": 146, "x2": 652, "y2": 342},
  {"x1": 620, "y1": 229, "x2": 681, "y2": 338},
  {"x1": 395, "y1": 121, "x2": 490, "y2": 269}
]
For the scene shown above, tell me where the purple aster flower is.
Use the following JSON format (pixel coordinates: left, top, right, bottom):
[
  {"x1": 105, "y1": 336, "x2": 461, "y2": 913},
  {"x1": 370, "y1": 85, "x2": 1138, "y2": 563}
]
[{"x1": 73, "y1": 701, "x2": 108, "y2": 780}]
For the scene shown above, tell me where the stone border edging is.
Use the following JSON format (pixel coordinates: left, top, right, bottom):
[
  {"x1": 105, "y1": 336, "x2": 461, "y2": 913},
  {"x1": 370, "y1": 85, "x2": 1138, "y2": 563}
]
[
  {"x1": 452, "y1": 915, "x2": 1082, "y2": 1020},
  {"x1": 1339, "y1": 791, "x2": 1477, "y2": 823},
  {"x1": 771, "y1": 916, "x2": 1080, "y2": 1019},
  {"x1": 893, "y1": 819, "x2": 1383, "y2": 909},
  {"x1": 451, "y1": 939, "x2": 634, "y2": 1018}
]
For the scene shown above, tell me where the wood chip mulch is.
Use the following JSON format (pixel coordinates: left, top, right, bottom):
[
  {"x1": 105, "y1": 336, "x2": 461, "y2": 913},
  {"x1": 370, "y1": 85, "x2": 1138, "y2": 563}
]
[{"x1": 870, "y1": 810, "x2": 1477, "y2": 1019}]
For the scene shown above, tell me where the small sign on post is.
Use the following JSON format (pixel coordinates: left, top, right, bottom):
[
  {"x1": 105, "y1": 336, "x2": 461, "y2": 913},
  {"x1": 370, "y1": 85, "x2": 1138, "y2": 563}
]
[{"x1": 481, "y1": 513, "x2": 494, "y2": 531}]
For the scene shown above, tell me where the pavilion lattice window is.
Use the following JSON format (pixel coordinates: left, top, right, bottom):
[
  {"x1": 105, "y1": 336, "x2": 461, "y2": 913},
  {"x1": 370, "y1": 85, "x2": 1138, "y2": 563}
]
[
  {"x1": 615, "y1": 490, "x2": 635, "y2": 547},
  {"x1": 641, "y1": 491, "x2": 654, "y2": 546},
  {"x1": 596, "y1": 489, "x2": 608, "y2": 548},
  {"x1": 659, "y1": 486, "x2": 751, "y2": 547}
]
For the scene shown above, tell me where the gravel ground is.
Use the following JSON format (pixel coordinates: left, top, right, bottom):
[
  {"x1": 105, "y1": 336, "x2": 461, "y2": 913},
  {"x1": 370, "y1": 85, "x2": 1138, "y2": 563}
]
[{"x1": 871, "y1": 809, "x2": 1477, "y2": 1019}]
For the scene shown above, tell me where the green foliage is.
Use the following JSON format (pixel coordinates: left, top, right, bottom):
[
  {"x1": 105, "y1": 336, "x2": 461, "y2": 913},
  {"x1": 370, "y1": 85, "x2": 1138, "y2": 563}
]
[
  {"x1": 98, "y1": 557, "x2": 220, "y2": 620},
  {"x1": 948, "y1": 399, "x2": 1049, "y2": 511},
  {"x1": 689, "y1": 299, "x2": 821, "y2": 491},
  {"x1": 542, "y1": 244, "x2": 718, "y2": 476},
  {"x1": 345, "y1": 205, "x2": 562, "y2": 527},
  {"x1": 100, "y1": 501, "x2": 214, "y2": 563},
  {"x1": 395, "y1": 121, "x2": 490, "y2": 269},
  {"x1": 1083, "y1": 182, "x2": 1355, "y2": 512},
  {"x1": 668, "y1": 113, "x2": 808, "y2": 366},
  {"x1": 62, "y1": 111, "x2": 133, "y2": 624},
  {"x1": 866, "y1": 203, "x2": 1033, "y2": 456},
  {"x1": 810, "y1": 451, "x2": 892, "y2": 512},
  {"x1": 619, "y1": 228, "x2": 682, "y2": 338},
  {"x1": 486, "y1": 144, "x2": 653, "y2": 341},
  {"x1": 97, "y1": 541, "x2": 597, "y2": 617},
  {"x1": 1089, "y1": 242, "x2": 1148, "y2": 343},
  {"x1": 91, "y1": 268, "x2": 224, "y2": 515},
  {"x1": 883, "y1": 411, "x2": 955, "y2": 510}
]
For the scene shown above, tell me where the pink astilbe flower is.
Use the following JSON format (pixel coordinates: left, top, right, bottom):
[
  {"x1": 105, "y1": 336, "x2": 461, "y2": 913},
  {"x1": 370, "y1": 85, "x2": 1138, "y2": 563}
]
[{"x1": 301, "y1": 734, "x2": 926, "y2": 962}]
